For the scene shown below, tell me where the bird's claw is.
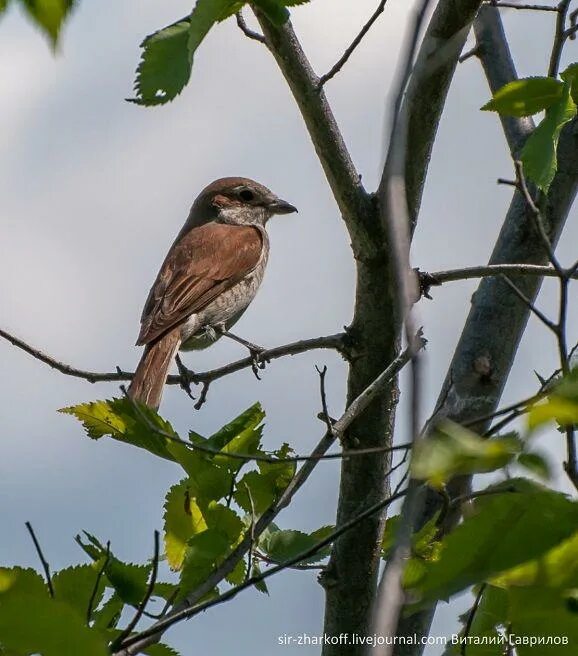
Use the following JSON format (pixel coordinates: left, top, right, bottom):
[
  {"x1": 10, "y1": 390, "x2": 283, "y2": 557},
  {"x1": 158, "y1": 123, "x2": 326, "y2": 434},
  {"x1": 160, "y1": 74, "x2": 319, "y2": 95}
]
[{"x1": 175, "y1": 354, "x2": 196, "y2": 400}]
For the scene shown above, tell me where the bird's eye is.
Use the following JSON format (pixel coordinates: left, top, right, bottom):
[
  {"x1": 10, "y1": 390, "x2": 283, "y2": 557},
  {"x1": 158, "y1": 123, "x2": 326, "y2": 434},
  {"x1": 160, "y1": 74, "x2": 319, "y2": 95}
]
[{"x1": 239, "y1": 189, "x2": 255, "y2": 202}]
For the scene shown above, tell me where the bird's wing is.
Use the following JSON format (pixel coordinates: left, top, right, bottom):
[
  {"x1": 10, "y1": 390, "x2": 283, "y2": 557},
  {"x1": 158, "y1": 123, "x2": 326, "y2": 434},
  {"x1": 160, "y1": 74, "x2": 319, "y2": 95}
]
[{"x1": 136, "y1": 222, "x2": 263, "y2": 345}]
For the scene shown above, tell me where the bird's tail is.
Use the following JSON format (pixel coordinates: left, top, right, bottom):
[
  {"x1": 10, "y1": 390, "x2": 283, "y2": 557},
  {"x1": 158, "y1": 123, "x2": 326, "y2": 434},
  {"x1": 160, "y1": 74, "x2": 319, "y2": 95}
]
[{"x1": 127, "y1": 328, "x2": 181, "y2": 410}]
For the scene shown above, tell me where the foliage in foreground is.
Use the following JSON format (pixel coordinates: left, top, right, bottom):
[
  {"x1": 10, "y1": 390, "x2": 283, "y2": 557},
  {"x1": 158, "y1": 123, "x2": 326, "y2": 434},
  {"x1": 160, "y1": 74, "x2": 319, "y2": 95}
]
[{"x1": 2, "y1": 369, "x2": 578, "y2": 654}]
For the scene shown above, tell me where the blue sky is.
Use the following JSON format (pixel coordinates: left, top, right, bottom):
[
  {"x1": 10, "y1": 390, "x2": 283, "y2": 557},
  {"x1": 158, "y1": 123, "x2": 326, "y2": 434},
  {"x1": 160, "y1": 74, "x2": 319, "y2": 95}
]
[{"x1": 1, "y1": 1, "x2": 576, "y2": 654}]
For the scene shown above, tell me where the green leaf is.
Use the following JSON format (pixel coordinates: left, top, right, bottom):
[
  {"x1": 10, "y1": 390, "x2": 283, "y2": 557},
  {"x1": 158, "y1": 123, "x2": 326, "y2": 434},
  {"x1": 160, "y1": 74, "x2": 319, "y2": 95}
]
[
  {"x1": 0, "y1": 593, "x2": 108, "y2": 656},
  {"x1": 0, "y1": 567, "x2": 47, "y2": 598},
  {"x1": 179, "y1": 529, "x2": 230, "y2": 595},
  {"x1": 203, "y1": 402, "x2": 265, "y2": 451},
  {"x1": 411, "y1": 422, "x2": 521, "y2": 488},
  {"x1": 252, "y1": 0, "x2": 289, "y2": 25},
  {"x1": 130, "y1": 19, "x2": 191, "y2": 106},
  {"x1": 21, "y1": 0, "x2": 76, "y2": 48},
  {"x1": 561, "y1": 62, "x2": 578, "y2": 103},
  {"x1": 251, "y1": 561, "x2": 269, "y2": 594},
  {"x1": 60, "y1": 398, "x2": 178, "y2": 462},
  {"x1": 448, "y1": 585, "x2": 507, "y2": 656},
  {"x1": 225, "y1": 557, "x2": 246, "y2": 585},
  {"x1": 91, "y1": 593, "x2": 123, "y2": 630},
  {"x1": 52, "y1": 564, "x2": 105, "y2": 615},
  {"x1": 517, "y1": 451, "x2": 552, "y2": 480},
  {"x1": 188, "y1": 0, "x2": 241, "y2": 63},
  {"x1": 481, "y1": 77, "x2": 564, "y2": 117},
  {"x1": 509, "y1": 587, "x2": 578, "y2": 655},
  {"x1": 143, "y1": 644, "x2": 182, "y2": 656},
  {"x1": 75, "y1": 533, "x2": 151, "y2": 606},
  {"x1": 261, "y1": 526, "x2": 333, "y2": 565},
  {"x1": 520, "y1": 82, "x2": 577, "y2": 192},
  {"x1": 492, "y1": 530, "x2": 578, "y2": 588},
  {"x1": 410, "y1": 479, "x2": 578, "y2": 605},
  {"x1": 164, "y1": 479, "x2": 208, "y2": 570}
]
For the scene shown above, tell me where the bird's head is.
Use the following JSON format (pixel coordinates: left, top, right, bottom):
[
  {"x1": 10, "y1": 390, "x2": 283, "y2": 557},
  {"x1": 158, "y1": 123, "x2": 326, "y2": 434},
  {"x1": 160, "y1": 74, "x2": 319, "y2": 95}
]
[{"x1": 190, "y1": 177, "x2": 297, "y2": 227}]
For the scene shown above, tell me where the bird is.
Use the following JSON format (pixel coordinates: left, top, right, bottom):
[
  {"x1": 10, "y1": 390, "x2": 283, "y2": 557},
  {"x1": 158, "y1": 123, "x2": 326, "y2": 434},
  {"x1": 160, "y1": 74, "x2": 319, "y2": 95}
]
[{"x1": 127, "y1": 177, "x2": 297, "y2": 409}]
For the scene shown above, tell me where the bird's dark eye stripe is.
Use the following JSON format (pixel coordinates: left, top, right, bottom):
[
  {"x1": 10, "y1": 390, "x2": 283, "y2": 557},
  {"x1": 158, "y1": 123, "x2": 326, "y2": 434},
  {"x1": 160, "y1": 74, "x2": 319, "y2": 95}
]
[{"x1": 239, "y1": 189, "x2": 255, "y2": 201}]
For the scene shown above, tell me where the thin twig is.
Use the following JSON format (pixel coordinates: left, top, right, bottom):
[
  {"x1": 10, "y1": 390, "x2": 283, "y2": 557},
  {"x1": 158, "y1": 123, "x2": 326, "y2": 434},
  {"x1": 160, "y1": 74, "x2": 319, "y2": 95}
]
[
  {"x1": 419, "y1": 263, "x2": 578, "y2": 297},
  {"x1": 109, "y1": 531, "x2": 160, "y2": 651},
  {"x1": 25, "y1": 522, "x2": 54, "y2": 598},
  {"x1": 121, "y1": 380, "x2": 412, "y2": 465},
  {"x1": 0, "y1": 328, "x2": 345, "y2": 389},
  {"x1": 316, "y1": 365, "x2": 335, "y2": 436},
  {"x1": 114, "y1": 490, "x2": 408, "y2": 652},
  {"x1": 112, "y1": 345, "x2": 419, "y2": 655},
  {"x1": 235, "y1": 10, "x2": 266, "y2": 43},
  {"x1": 487, "y1": 0, "x2": 559, "y2": 10},
  {"x1": 461, "y1": 583, "x2": 487, "y2": 656},
  {"x1": 318, "y1": 0, "x2": 388, "y2": 86},
  {"x1": 548, "y1": 0, "x2": 572, "y2": 78},
  {"x1": 87, "y1": 541, "x2": 111, "y2": 624},
  {"x1": 500, "y1": 275, "x2": 557, "y2": 331}
]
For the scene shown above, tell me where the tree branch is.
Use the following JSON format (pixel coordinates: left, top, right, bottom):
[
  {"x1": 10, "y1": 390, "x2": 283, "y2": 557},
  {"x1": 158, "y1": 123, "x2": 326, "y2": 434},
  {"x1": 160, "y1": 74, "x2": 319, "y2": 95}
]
[
  {"x1": 318, "y1": 0, "x2": 389, "y2": 87},
  {"x1": 473, "y1": 6, "x2": 535, "y2": 156},
  {"x1": 112, "y1": 343, "x2": 419, "y2": 655},
  {"x1": 379, "y1": 0, "x2": 485, "y2": 236},
  {"x1": 0, "y1": 327, "x2": 345, "y2": 388},
  {"x1": 393, "y1": 7, "x2": 578, "y2": 653}
]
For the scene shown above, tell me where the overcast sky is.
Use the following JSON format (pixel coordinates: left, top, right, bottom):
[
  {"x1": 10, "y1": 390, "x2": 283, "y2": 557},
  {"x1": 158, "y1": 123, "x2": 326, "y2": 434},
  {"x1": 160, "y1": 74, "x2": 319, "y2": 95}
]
[{"x1": 1, "y1": 0, "x2": 577, "y2": 654}]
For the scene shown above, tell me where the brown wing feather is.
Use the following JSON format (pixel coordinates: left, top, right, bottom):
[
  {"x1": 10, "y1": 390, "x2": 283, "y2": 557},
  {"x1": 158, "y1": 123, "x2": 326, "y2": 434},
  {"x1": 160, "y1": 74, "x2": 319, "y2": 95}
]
[{"x1": 137, "y1": 222, "x2": 263, "y2": 345}]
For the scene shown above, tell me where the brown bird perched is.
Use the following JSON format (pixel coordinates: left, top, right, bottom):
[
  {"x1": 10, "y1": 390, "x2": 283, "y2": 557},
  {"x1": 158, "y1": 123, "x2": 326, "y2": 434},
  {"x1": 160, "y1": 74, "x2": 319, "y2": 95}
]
[{"x1": 128, "y1": 177, "x2": 297, "y2": 409}]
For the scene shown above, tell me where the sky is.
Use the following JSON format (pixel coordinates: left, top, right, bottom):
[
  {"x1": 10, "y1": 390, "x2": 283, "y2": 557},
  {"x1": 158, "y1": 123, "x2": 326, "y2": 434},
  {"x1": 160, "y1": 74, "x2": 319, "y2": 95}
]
[{"x1": 1, "y1": 0, "x2": 577, "y2": 654}]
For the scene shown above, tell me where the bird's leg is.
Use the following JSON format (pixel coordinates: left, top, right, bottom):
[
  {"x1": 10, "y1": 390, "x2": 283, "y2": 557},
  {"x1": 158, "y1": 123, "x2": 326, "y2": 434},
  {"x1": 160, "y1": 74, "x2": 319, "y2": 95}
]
[
  {"x1": 175, "y1": 353, "x2": 196, "y2": 400},
  {"x1": 215, "y1": 326, "x2": 268, "y2": 379}
]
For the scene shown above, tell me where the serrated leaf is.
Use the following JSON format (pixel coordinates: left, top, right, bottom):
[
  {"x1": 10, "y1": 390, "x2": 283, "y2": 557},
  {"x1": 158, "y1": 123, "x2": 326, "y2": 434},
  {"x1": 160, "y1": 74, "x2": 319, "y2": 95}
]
[
  {"x1": 143, "y1": 644, "x2": 182, "y2": 656},
  {"x1": 0, "y1": 567, "x2": 47, "y2": 597},
  {"x1": 263, "y1": 527, "x2": 332, "y2": 565},
  {"x1": 204, "y1": 402, "x2": 265, "y2": 450},
  {"x1": 52, "y1": 564, "x2": 105, "y2": 616},
  {"x1": 520, "y1": 82, "x2": 577, "y2": 192},
  {"x1": 0, "y1": 593, "x2": 108, "y2": 655},
  {"x1": 235, "y1": 470, "x2": 278, "y2": 514},
  {"x1": 251, "y1": 561, "x2": 269, "y2": 594},
  {"x1": 164, "y1": 479, "x2": 208, "y2": 570},
  {"x1": 481, "y1": 77, "x2": 564, "y2": 116},
  {"x1": 21, "y1": 0, "x2": 76, "y2": 48},
  {"x1": 75, "y1": 533, "x2": 151, "y2": 605},
  {"x1": 409, "y1": 479, "x2": 578, "y2": 605},
  {"x1": 411, "y1": 421, "x2": 521, "y2": 488},
  {"x1": 225, "y1": 557, "x2": 246, "y2": 585},
  {"x1": 561, "y1": 63, "x2": 578, "y2": 104},
  {"x1": 60, "y1": 398, "x2": 177, "y2": 461}
]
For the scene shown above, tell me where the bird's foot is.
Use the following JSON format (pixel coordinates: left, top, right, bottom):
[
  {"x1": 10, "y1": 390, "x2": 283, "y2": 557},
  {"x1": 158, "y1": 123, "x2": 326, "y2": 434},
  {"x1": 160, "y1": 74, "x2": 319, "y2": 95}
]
[
  {"x1": 175, "y1": 354, "x2": 196, "y2": 400},
  {"x1": 217, "y1": 328, "x2": 268, "y2": 380}
]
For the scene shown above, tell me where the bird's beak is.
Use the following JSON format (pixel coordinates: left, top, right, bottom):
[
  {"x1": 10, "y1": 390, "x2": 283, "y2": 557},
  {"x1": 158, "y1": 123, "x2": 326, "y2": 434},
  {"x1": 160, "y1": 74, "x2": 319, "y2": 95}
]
[{"x1": 268, "y1": 198, "x2": 298, "y2": 215}]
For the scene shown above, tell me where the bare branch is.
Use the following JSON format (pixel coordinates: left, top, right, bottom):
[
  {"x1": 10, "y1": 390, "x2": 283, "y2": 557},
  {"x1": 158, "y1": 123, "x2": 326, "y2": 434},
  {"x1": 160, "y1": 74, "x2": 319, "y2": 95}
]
[
  {"x1": 25, "y1": 522, "x2": 54, "y2": 598},
  {"x1": 549, "y1": 0, "x2": 573, "y2": 78},
  {"x1": 418, "y1": 263, "x2": 578, "y2": 298},
  {"x1": 235, "y1": 10, "x2": 266, "y2": 43},
  {"x1": 318, "y1": 0, "x2": 388, "y2": 87},
  {"x1": 474, "y1": 6, "x2": 535, "y2": 156},
  {"x1": 0, "y1": 327, "x2": 345, "y2": 389},
  {"x1": 486, "y1": 0, "x2": 559, "y2": 11},
  {"x1": 500, "y1": 274, "x2": 557, "y2": 331}
]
